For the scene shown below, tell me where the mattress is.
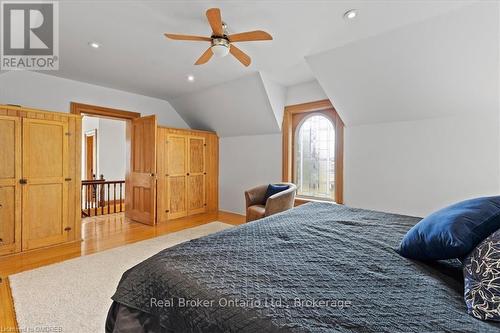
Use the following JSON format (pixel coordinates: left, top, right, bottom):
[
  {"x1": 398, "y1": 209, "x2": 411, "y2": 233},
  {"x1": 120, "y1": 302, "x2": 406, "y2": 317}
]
[{"x1": 106, "y1": 202, "x2": 500, "y2": 332}]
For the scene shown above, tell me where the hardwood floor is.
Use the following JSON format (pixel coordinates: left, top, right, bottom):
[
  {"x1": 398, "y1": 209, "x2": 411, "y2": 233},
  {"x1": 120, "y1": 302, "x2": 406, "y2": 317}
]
[{"x1": 0, "y1": 210, "x2": 245, "y2": 331}]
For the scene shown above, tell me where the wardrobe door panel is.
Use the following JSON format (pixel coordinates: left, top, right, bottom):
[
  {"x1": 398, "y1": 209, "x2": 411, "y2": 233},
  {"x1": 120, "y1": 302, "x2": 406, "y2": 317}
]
[
  {"x1": 22, "y1": 118, "x2": 69, "y2": 250},
  {"x1": 187, "y1": 136, "x2": 206, "y2": 215},
  {"x1": 167, "y1": 135, "x2": 187, "y2": 219},
  {"x1": 0, "y1": 116, "x2": 21, "y2": 255},
  {"x1": 187, "y1": 174, "x2": 205, "y2": 214},
  {"x1": 168, "y1": 176, "x2": 187, "y2": 219},
  {"x1": 189, "y1": 137, "x2": 205, "y2": 174}
]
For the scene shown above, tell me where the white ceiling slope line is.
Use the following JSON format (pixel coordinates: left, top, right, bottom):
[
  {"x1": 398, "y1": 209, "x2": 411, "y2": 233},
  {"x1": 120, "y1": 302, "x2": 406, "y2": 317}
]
[
  {"x1": 305, "y1": 2, "x2": 499, "y2": 127},
  {"x1": 259, "y1": 72, "x2": 286, "y2": 130},
  {"x1": 169, "y1": 73, "x2": 281, "y2": 137}
]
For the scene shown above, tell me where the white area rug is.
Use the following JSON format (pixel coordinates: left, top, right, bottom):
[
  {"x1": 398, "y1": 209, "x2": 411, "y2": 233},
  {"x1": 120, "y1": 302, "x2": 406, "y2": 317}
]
[{"x1": 10, "y1": 222, "x2": 233, "y2": 333}]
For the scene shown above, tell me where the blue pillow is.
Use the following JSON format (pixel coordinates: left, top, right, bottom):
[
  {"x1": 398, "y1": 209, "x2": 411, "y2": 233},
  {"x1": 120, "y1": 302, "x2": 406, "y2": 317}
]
[
  {"x1": 263, "y1": 184, "x2": 289, "y2": 203},
  {"x1": 397, "y1": 196, "x2": 500, "y2": 261},
  {"x1": 463, "y1": 228, "x2": 500, "y2": 321}
]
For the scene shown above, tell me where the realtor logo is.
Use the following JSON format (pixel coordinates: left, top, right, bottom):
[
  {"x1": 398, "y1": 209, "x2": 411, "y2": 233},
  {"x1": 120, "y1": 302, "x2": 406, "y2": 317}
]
[{"x1": 1, "y1": 1, "x2": 59, "y2": 70}]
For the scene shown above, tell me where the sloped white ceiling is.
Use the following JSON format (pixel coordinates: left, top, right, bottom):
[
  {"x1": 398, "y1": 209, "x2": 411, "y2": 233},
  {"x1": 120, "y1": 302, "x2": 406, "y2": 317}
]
[
  {"x1": 170, "y1": 73, "x2": 282, "y2": 137},
  {"x1": 260, "y1": 72, "x2": 286, "y2": 130},
  {"x1": 34, "y1": 0, "x2": 471, "y2": 99},
  {"x1": 306, "y1": 2, "x2": 499, "y2": 126}
]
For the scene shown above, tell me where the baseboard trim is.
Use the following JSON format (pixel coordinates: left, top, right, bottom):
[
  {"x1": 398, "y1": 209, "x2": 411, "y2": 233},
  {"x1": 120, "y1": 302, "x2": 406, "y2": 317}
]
[
  {"x1": 218, "y1": 210, "x2": 246, "y2": 225},
  {"x1": 0, "y1": 277, "x2": 17, "y2": 331}
]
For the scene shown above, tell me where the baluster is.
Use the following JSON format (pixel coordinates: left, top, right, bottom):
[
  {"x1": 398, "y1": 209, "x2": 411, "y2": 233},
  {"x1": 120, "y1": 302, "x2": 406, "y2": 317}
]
[
  {"x1": 80, "y1": 184, "x2": 85, "y2": 217},
  {"x1": 107, "y1": 183, "x2": 111, "y2": 215},
  {"x1": 94, "y1": 183, "x2": 98, "y2": 216},
  {"x1": 119, "y1": 182, "x2": 123, "y2": 212},
  {"x1": 86, "y1": 185, "x2": 89, "y2": 216},
  {"x1": 113, "y1": 183, "x2": 117, "y2": 213}
]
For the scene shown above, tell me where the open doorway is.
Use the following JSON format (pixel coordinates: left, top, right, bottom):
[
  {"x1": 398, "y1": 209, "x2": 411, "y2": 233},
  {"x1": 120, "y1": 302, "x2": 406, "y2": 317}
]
[
  {"x1": 81, "y1": 115, "x2": 127, "y2": 217},
  {"x1": 72, "y1": 102, "x2": 158, "y2": 229}
]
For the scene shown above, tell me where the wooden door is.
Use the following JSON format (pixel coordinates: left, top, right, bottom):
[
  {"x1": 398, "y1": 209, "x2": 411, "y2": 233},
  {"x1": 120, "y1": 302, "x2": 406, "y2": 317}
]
[
  {"x1": 0, "y1": 116, "x2": 21, "y2": 255},
  {"x1": 167, "y1": 134, "x2": 188, "y2": 219},
  {"x1": 22, "y1": 118, "x2": 69, "y2": 250},
  {"x1": 126, "y1": 115, "x2": 157, "y2": 225},
  {"x1": 187, "y1": 136, "x2": 206, "y2": 215},
  {"x1": 85, "y1": 133, "x2": 95, "y2": 180}
]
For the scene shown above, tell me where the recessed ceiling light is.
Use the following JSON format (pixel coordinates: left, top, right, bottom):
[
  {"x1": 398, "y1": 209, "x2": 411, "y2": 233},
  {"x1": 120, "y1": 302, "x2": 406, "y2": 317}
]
[
  {"x1": 187, "y1": 75, "x2": 195, "y2": 82},
  {"x1": 88, "y1": 42, "x2": 100, "y2": 49},
  {"x1": 344, "y1": 9, "x2": 357, "y2": 20}
]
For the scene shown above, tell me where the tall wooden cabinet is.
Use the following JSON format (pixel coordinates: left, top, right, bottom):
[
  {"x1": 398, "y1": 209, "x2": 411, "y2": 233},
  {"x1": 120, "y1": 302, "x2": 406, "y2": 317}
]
[
  {"x1": 157, "y1": 127, "x2": 218, "y2": 223},
  {"x1": 0, "y1": 115, "x2": 21, "y2": 256},
  {"x1": 0, "y1": 105, "x2": 81, "y2": 255}
]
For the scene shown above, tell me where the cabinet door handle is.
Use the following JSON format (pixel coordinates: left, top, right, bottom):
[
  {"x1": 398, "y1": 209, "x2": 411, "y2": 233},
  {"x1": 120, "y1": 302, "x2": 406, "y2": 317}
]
[
  {"x1": 65, "y1": 178, "x2": 72, "y2": 181},
  {"x1": 19, "y1": 179, "x2": 27, "y2": 185},
  {"x1": 165, "y1": 210, "x2": 170, "y2": 213},
  {"x1": 64, "y1": 227, "x2": 72, "y2": 232},
  {"x1": 0, "y1": 238, "x2": 3, "y2": 244},
  {"x1": 186, "y1": 173, "x2": 190, "y2": 176}
]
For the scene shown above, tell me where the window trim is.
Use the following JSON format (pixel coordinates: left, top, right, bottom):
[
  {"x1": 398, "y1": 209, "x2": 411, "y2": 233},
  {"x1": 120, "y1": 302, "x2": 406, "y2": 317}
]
[{"x1": 282, "y1": 99, "x2": 344, "y2": 204}]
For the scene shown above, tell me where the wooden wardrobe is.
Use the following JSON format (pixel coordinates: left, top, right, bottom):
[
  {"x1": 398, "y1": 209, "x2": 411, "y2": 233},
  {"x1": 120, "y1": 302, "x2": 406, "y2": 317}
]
[
  {"x1": 156, "y1": 127, "x2": 218, "y2": 223},
  {"x1": 0, "y1": 105, "x2": 81, "y2": 256}
]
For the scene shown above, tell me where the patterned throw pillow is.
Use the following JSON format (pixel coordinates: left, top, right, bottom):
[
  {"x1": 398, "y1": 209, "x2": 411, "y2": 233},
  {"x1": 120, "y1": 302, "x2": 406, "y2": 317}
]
[{"x1": 463, "y1": 228, "x2": 500, "y2": 321}]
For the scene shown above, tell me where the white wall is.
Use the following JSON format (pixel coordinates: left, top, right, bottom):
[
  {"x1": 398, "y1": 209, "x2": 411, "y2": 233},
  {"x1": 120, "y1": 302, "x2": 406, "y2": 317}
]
[
  {"x1": 98, "y1": 118, "x2": 126, "y2": 181},
  {"x1": 285, "y1": 79, "x2": 328, "y2": 106},
  {"x1": 344, "y1": 113, "x2": 500, "y2": 217},
  {"x1": 0, "y1": 71, "x2": 189, "y2": 128},
  {"x1": 81, "y1": 117, "x2": 126, "y2": 181},
  {"x1": 219, "y1": 134, "x2": 282, "y2": 214}
]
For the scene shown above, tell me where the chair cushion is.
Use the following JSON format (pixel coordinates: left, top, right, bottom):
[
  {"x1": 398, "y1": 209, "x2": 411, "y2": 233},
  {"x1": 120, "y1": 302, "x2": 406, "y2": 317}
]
[
  {"x1": 247, "y1": 205, "x2": 266, "y2": 222},
  {"x1": 463, "y1": 228, "x2": 500, "y2": 321},
  {"x1": 263, "y1": 184, "x2": 289, "y2": 202},
  {"x1": 397, "y1": 196, "x2": 500, "y2": 260}
]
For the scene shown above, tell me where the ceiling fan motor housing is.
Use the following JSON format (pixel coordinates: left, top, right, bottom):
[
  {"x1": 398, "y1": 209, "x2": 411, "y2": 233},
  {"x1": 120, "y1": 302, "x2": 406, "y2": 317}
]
[{"x1": 211, "y1": 38, "x2": 230, "y2": 57}]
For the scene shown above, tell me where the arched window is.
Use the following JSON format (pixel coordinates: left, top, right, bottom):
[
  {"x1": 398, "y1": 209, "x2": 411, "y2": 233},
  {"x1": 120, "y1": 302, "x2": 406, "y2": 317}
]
[
  {"x1": 282, "y1": 100, "x2": 343, "y2": 203},
  {"x1": 294, "y1": 115, "x2": 336, "y2": 200}
]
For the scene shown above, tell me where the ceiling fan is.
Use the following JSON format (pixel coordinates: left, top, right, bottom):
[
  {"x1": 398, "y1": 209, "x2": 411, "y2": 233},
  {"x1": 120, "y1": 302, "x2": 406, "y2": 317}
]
[{"x1": 164, "y1": 8, "x2": 272, "y2": 67}]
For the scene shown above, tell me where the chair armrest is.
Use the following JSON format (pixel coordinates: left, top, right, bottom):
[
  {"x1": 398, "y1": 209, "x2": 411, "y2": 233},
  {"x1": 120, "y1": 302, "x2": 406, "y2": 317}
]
[
  {"x1": 265, "y1": 186, "x2": 296, "y2": 216},
  {"x1": 245, "y1": 184, "x2": 268, "y2": 208}
]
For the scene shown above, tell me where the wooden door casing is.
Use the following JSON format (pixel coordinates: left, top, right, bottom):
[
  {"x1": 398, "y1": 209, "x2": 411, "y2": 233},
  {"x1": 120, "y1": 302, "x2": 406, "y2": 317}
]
[
  {"x1": 125, "y1": 115, "x2": 157, "y2": 225},
  {"x1": 166, "y1": 134, "x2": 188, "y2": 219},
  {"x1": 187, "y1": 136, "x2": 206, "y2": 215},
  {"x1": 0, "y1": 116, "x2": 21, "y2": 255},
  {"x1": 22, "y1": 118, "x2": 69, "y2": 250}
]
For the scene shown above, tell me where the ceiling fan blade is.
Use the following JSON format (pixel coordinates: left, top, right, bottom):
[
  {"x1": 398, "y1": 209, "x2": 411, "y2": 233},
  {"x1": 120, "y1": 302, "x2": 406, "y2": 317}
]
[
  {"x1": 164, "y1": 33, "x2": 212, "y2": 42},
  {"x1": 206, "y1": 8, "x2": 223, "y2": 36},
  {"x1": 229, "y1": 45, "x2": 251, "y2": 67},
  {"x1": 195, "y1": 48, "x2": 213, "y2": 65},
  {"x1": 228, "y1": 30, "x2": 273, "y2": 42}
]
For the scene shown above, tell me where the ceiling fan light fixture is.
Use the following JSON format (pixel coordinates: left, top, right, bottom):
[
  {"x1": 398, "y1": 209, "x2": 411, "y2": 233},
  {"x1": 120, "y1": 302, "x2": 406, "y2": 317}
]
[{"x1": 211, "y1": 38, "x2": 230, "y2": 58}]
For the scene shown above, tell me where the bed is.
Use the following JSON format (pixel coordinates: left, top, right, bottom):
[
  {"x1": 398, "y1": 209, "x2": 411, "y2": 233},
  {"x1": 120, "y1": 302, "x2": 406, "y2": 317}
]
[{"x1": 106, "y1": 202, "x2": 500, "y2": 332}]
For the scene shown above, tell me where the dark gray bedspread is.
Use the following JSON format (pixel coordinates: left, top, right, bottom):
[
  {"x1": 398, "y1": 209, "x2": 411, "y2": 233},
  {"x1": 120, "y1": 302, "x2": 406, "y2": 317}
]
[{"x1": 107, "y1": 202, "x2": 500, "y2": 332}]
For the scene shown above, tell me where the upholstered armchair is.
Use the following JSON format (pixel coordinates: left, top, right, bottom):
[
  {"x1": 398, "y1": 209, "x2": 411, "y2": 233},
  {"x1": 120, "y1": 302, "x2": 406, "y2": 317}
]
[{"x1": 244, "y1": 183, "x2": 297, "y2": 222}]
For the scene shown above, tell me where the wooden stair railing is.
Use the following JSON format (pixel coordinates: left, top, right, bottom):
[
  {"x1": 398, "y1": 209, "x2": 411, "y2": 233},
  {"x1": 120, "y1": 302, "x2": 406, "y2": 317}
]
[{"x1": 81, "y1": 180, "x2": 125, "y2": 217}]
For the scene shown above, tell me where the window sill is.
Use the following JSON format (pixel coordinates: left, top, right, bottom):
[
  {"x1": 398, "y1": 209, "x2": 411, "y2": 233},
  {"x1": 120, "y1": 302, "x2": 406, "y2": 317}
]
[{"x1": 294, "y1": 197, "x2": 340, "y2": 206}]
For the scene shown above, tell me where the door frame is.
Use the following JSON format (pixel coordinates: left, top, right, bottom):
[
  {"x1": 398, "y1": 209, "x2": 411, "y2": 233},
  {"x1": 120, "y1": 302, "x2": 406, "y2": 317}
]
[
  {"x1": 84, "y1": 129, "x2": 97, "y2": 181},
  {"x1": 70, "y1": 102, "x2": 141, "y2": 222}
]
